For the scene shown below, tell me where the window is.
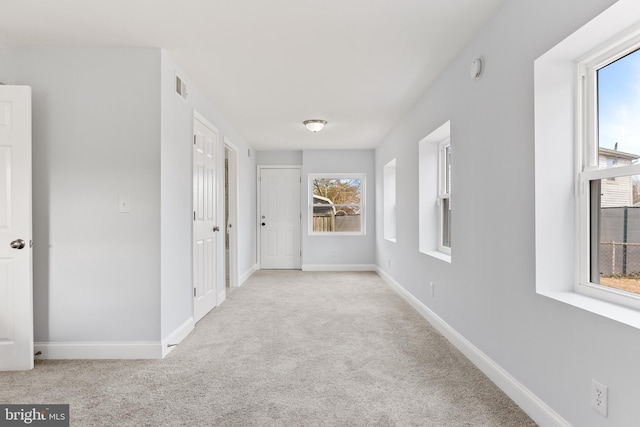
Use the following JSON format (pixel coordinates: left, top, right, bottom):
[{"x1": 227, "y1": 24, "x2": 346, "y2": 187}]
[
  {"x1": 535, "y1": 0, "x2": 640, "y2": 328},
  {"x1": 418, "y1": 120, "x2": 451, "y2": 262},
  {"x1": 309, "y1": 174, "x2": 364, "y2": 235},
  {"x1": 438, "y1": 140, "x2": 451, "y2": 254},
  {"x1": 383, "y1": 159, "x2": 397, "y2": 242},
  {"x1": 579, "y1": 42, "x2": 640, "y2": 304}
]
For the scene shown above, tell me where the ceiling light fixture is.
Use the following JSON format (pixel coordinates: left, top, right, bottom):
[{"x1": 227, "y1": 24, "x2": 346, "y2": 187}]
[{"x1": 303, "y1": 119, "x2": 327, "y2": 133}]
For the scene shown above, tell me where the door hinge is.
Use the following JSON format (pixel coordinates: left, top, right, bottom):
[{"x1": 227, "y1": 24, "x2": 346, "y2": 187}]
[
  {"x1": 193, "y1": 135, "x2": 196, "y2": 145},
  {"x1": 194, "y1": 287, "x2": 196, "y2": 297},
  {"x1": 194, "y1": 211, "x2": 196, "y2": 221}
]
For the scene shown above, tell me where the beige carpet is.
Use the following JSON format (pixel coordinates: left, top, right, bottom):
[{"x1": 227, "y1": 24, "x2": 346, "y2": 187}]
[{"x1": 1, "y1": 271, "x2": 536, "y2": 426}]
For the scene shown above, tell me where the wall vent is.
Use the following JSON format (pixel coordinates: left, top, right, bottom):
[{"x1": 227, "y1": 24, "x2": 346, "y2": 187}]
[{"x1": 175, "y1": 74, "x2": 187, "y2": 101}]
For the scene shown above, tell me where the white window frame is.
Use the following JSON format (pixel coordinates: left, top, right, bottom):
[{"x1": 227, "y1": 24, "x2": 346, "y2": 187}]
[
  {"x1": 437, "y1": 139, "x2": 451, "y2": 255},
  {"x1": 534, "y1": 0, "x2": 640, "y2": 330},
  {"x1": 577, "y1": 35, "x2": 640, "y2": 310},
  {"x1": 418, "y1": 120, "x2": 451, "y2": 263},
  {"x1": 308, "y1": 173, "x2": 365, "y2": 236},
  {"x1": 383, "y1": 159, "x2": 397, "y2": 242}
]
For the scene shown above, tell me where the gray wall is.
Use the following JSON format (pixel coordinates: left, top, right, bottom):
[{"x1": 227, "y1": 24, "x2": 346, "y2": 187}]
[
  {"x1": 375, "y1": 0, "x2": 640, "y2": 426},
  {"x1": 15, "y1": 48, "x2": 162, "y2": 342},
  {"x1": 0, "y1": 46, "x2": 15, "y2": 84},
  {"x1": 302, "y1": 150, "x2": 375, "y2": 267},
  {"x1": 256, "y1": 150, "x2": 302, "y2": 165},
  {"x1": 8, "y1": 47, "x2": 257, "y2": 347},
  {"x1": 160, "y1": 51, "x2": 257, "y2": 339}
]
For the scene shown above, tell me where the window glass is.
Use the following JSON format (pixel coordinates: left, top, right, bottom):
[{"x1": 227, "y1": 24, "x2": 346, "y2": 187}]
[
  {"x1": 590, "y1": 174, "x2": 640, "y2": 295},
  {"x1": 442, "y1": 198, "x2": 451, "y2": 248},
  {"x1": 597, "y1": 48, "x2": 640, "y2": 167},
  {"x1": 311, "y1": 177, "x2": 363, "y2": 233}
]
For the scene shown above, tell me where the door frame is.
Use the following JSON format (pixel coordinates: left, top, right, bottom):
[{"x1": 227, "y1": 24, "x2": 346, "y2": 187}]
[
  {"x1": 256, "y1": 165, "x2": 302, "y2": 269},
  {"x1": 224, "y1": 138, "x2": 239, "y2": 288}
]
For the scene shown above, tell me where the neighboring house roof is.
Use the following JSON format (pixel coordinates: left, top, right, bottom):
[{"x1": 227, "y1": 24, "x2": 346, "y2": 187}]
[
  {"x1": 599, "y1": 147, "x2": 640, "y2": 161},
  {"x1": 313, "y1": 195, "x2": 336, "y2": 215}
]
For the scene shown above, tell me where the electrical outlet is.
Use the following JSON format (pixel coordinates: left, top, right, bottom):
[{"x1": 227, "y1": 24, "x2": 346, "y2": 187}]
[
  {"x1": 591, "y1": 379, "x2": 608, "y2": 417},
  {"x1": 430, "y1": 282, "x2": 435, "y2": 296}
]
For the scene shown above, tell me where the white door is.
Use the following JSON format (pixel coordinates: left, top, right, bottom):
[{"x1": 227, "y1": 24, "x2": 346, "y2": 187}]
[
  {"x1": 260, "y1": 168, "x2": 301, "y2": 269},
  {"x1": 193, "y1": 116, "x2": 219, "y2": 322},
  {"x1": 0, "y1": 86, "x2": 33, "y2": 371}
]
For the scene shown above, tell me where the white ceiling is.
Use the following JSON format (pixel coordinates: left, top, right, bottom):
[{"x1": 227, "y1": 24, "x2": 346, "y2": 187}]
[{"x1": 0, "y1": 0, "x2": 505, "y2": 151}]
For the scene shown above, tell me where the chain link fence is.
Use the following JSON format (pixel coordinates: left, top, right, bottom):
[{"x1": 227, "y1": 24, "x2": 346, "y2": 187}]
[{"x1": 600, "y1": 207, "x2": 640, "y2": 276}]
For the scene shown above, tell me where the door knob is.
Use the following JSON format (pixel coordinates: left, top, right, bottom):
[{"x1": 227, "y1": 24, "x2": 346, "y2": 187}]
[
  {"x1": 10, "y1": 239, "x2": 25, "y2": 250},
  {"x1": 213, "y1": 226, "x2": 220, "y2": 232}
]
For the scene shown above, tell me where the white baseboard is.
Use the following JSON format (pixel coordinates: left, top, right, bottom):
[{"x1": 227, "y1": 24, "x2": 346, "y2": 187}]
[
  {"x1": 376, "y1": 267, "x2": 571, "y2": 427},
  {"x1": 34, "y1": 341, "x2": 163, "y2": 360},
  {"x1": 239, "y1": 263, "x2": 259, "y2": 285},
  {"x1": 301, "y1": 264, "x2": 376, "y2": 272},
  {"x1": 161, "y1": 316, "x2": 195, "y2": 358}
]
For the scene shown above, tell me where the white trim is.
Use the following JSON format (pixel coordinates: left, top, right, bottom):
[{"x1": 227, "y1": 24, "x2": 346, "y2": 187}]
[
  {"x1": 239, "y1": 263, "x2": 259, "y2": 285},
  {"x1": 224, "y1": 138, "x2": 239, "y2": 289},
  {"x1": 34, "y1": 341, "x2": 163, "y2": 360},
  {"x1": 376, "y1": 268, "x2": 571, "y2": 427},
  {"x1": 437, "y1": 139, "x2": 451, "y2": 255},
  {"x1": 257, "y1": 164, "x2": 303, "y2": 169},
  {"x1": 161, "y1": 317, "x2": 195, "y2": 358},
  {"x1": 193, "y1": 110, "x2": 217, "y2": 132},
  {"x1": 424, "y1": 250, "x2": 452, "y2": 264},
  {"x1": 217, "y1": 290, "x2": 227, "y2": 305},
  {"x1": 383, "y1": 158, "x2": 397, "y2": 242},
  {"x1": 302, "y1": 264, "x2": 376, "y2": 272}
]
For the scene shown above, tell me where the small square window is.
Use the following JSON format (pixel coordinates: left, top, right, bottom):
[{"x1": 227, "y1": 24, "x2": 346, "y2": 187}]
[{"x1": 309, "y1": 174, "x2": 365, "y2": 235}]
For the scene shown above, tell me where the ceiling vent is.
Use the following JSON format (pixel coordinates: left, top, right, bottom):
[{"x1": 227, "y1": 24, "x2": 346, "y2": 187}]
[{"x1": 175, "y1": 74, "x2": 187, "y2": 101}]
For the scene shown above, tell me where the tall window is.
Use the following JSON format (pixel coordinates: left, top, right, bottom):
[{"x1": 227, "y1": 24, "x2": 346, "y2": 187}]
[
  {"x1": 579, "y1": 41, "x2": 640, "y2": 301},
  {"x1": 438, "y1": 140, "x2": 451, "y2": 254},
  {"x1": 309, "y1": 174, "x2": 365, "y2": 235},
  {"x1": 383, "y1": 159, "x2": 397, "y2": 242},
  {"x1": 418, "y1": 120, "x2": 451, "y2": 261}
]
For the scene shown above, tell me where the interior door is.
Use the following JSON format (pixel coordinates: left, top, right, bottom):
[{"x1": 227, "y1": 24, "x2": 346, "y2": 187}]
[
  {"x1": 193, "y1": 116, "x2": 218, "y2": 322},
  {"x1": 0, "y1": 85, "x2": 33, "y2": 371},
  {"x1": 260, "y1": 168, "x2": 301, "y2": 269}
]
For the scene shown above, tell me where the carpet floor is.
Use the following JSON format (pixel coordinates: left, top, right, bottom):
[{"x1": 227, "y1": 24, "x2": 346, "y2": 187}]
[{"x1": 1, "y1": 271, "x2": 537, "y2": 426}]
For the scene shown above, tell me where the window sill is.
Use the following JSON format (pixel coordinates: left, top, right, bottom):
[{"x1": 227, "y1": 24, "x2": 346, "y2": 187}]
[
  {"x1": 538, "y1": 289, "x2": 640, "y2": 330},
  {"x1": 424, "y1": 250, "x2": 451, "y2": 264}
]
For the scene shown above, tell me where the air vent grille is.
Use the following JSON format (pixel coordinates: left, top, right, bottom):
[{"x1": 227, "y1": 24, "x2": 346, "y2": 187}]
[{"x1": 175, "y1": 75, "x2": 187, "y2": 101}]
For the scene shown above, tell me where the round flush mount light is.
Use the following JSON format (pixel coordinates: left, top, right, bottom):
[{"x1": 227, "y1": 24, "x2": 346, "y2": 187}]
[
  {"x1": 470, "y1": 58, "x2": 483, "y2": 80},
  {"x1": 303, "y1": 119, "x2": 327, "y2": 133}
]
